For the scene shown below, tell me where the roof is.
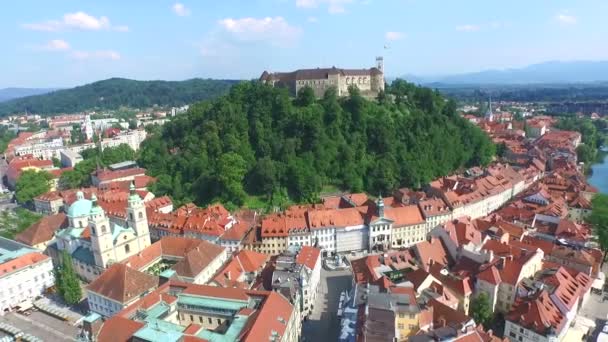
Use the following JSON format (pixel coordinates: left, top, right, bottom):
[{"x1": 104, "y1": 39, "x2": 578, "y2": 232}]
[
  {"x1": 241, "y1": 291, "x2": 294, "y2": 342},
  {"x1": 95, "y1": 167, "x2": 147, "y2": 182},
  {"x1": 97, "y1": 316, "x2": 145, "y2": 342},
  {"x1": 15, "y1": 213, "x2": 67, "y2": 246},
  {"x1": 413, "y1": 237, "x2": 450, "y2": 271},
  {"x1": 477, "y1": 265, "x2": 501, "y2": 285},
  {"x1": 384, "y1": 205, "x2": 425, "y2": 226},
  {"x1": 171, "y1": 242, "x2": 226, "y2": 279},
  {"x1": 87, "y1": 263, "x2": 158, "y2": 304},
  {"x1": 295, "y1": 246, "x2": 320, "y2": 270},
  {"x1": 506, "y1": 290, "x2": 566, "y2": 336},
  {"x1": 0, "y1": 252, "x2": 49, "y2": 278},
  {"x1": 67, "y1": 191, "x2": 92, "y2": 217}
]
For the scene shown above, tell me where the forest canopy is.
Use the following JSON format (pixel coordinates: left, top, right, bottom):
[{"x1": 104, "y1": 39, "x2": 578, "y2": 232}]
[
  {"x1": 0, "y1": 78, "x2": 238, "y2": 116},
  {"x1": 138, "y1": 80, "x2": 495, "y2": 209}
]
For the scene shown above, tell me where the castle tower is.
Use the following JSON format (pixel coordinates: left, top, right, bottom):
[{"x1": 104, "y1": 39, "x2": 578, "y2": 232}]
[
  {"x1": 376, "y1": 56, "x2": 384, "y2": 73},
  {"x1": 89, "y1": 194, "x2": 113, "y2": 268},
  {"x1": 127, "y1": 182, "x2": 151, "y2": 250}
]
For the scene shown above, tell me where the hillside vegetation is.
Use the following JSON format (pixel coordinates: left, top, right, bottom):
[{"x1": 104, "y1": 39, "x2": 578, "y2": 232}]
[
  {"x1": 138, "y1": 80, "x2": 495, "y2": 209},
  {"x1": 0, "y1": 78, "x2": 239, "y2": 116}
]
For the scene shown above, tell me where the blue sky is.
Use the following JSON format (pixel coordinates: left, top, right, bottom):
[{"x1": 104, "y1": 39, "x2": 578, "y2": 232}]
[{"x1": 2, "y1": 0, "x2": 607, "y2": 87}]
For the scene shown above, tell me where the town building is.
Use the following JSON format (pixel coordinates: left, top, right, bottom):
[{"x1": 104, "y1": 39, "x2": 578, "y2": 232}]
[
  {"x1": 260, "y1": 58, "x2": 385, "y2": 98},
  {"x1": 50, "y1": 184, "x2": 152, "y2": 281},
  {"x1": 86, "y1": 263, "x2": 158, "y2": 318},
  {"x1": 15, "y1": 213, "x2": 68, "y2": 251},
  {"x1": 123, "y1": 236, "x2": 228, "y2": 285},
  {"x1": 0, "y1": 238, "x2": 55, "y2": 315},
  {"x1": 59, "y1": 149, "x2": 83, "y2": 167},
  {"x1": 86, "y1": 280, "x2": 301, "y2": 342},
  {"x1": 209, "y1": 249, "x2": 268, "y2": 289}
]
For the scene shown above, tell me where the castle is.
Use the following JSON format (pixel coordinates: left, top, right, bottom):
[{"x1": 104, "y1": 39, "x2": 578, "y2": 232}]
[
  {"x1": 260, "y1": 57, "x2": 385, "y2": 98},
  {"x1": 52, "y1": 183, "x2": 151, "y2": 281}
]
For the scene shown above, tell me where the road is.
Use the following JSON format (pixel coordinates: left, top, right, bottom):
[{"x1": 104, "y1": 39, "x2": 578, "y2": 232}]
[
  {"x1": 0, "y1": 311, "x2": 78, "y2": 341},
  {"x1": 302, "y1": 266, "x2": 352, "y2": 342}
]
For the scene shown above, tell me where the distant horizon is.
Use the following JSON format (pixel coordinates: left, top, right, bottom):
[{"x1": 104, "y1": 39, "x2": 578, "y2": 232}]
[{"x1": 3, "y1": 58, "x2": 608, "y2": 89}]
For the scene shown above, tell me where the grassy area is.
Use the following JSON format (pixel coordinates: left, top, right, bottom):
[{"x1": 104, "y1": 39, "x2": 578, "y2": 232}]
[
  {"x1": 243, "y1": 195, "x2": 269, "y2": 210},
  {"x1": 0, "y1": 207, "x2": 42, "y2": 239},
  {"x1": 320, "y1": 184, "x2": 342, "y2": 196}
]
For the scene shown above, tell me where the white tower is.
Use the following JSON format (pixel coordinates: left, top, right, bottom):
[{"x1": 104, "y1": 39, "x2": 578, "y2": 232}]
[
  {"x1": 485, "y1": 97, "x2": 494, "y2": 122},
  {"x1": 83, "y1": 114, "x2": 94, "y2": 141},
  {"x1": 126, "y1": 182, "x2": 151, "y2": 250},
  {"x1": 89, "y1": 194, "x2": 113, "y2": 268}
]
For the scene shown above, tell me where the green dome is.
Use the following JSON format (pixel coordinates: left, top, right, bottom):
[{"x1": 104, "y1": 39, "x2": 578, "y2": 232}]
[{"x1": 67, "y1": 191, "x2": 93, "y2": 217}]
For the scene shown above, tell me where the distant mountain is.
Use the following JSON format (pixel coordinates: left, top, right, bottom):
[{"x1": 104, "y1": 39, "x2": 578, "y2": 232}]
[
  {"x1": 0, "y1": 78, "x2": 239, "y2": 116},
  {"x1": 399, "y1": 61, "x2": 608, "y2": 85},
  {"x1": 0, "y1": 87, "x2": 59, "y2": 103}
]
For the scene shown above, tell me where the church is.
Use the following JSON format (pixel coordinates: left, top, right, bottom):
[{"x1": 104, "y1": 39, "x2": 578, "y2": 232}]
[{"x1": 52, "y1": 183, "x2": 151, "y2": 282}]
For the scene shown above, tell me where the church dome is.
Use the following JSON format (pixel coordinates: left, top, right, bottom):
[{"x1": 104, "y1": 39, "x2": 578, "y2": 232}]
[{"x1": 67, "y1": 191, "x2": 93, "y2": 218}]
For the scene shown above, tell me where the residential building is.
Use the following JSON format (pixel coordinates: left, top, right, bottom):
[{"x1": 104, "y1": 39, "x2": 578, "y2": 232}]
[
  {"x1": 0, "y1": 238, "x2": 55, "y2": 315},
  {"x1": 86, "y1": 263, "x2": 158, "y2": 317},
  {"x1": 59, "y1": 149, "x2": 83, "y2": 167},
  {"x1": 209, "y1": 249, "x2": 268, "y2": 288},
  {"x1": 15, "y1": 213, "x2": 68, "y2": 251}
]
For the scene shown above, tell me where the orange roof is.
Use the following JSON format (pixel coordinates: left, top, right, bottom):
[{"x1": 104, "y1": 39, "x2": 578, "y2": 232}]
[
  {"x1": 181, "y1": 285, "x2": 250, "y2": 301},
  {"x1": 384, "y1": 205, "x2": 425, "y2": 226},
  {"x1": 94, "y1": 167, "x2": 147, "y2": 182},
  {"x1": 477, "y1": 265, "x2": 501, "y2": 285},
  {"x1": 0, "y1": 252, "x2": 49, "y2": 277},
  {"x1": 97, "y1": 316, "x2": 144, "y2": 342},
  {"x1": 15, "y1": 213, "x2": 67, "y2": 246},
  {"x1": 295, "y1": 246, "x2": 320, "y2": 270},
  {"x1": 413, "y1": 236, "x2": 450, "y2": 271},
  {"x1": 506, "y1": 290, "x2": 566, "y2": 336},
  {"x1": 86, "y1": 263, "x2": 158, "y2": 303}
]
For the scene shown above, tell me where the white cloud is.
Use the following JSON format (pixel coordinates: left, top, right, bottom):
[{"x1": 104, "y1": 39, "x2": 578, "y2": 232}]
[
  {"x1": 22, "y1": 11, "x2": 128, "y2": 32},
  {"x1": 307, "y1": 16, "x2": 318, "y2": 23},
  {"x1": 172, "y1": 3, "x2": 191, "y2": 16},
  {"x1": 44, "y1": 39, "x2": 71, "y2": 51},
  {"x1": 71, "y1": 50, "x2": 121, "y2": 61},
  {"x1": 385, "y1": 31, "x2": 404, "y2": 41},
  {"x1": 556, "y1": 13, "x2": 577, "y2": 24},
  {"x1": 218, "y1": 17, "x2": 301, "y2": 46},
  {"x1": 296, "y1": 0, "x2": 353, "y2": 14},
  {"x1": 456, "y1": 24, "x2": 480, "y2": 32}
]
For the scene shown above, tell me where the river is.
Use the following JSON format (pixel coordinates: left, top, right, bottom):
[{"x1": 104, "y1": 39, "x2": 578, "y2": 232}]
[{"x1": 588, "y1": 151, "x2": 608, "y2": 194}]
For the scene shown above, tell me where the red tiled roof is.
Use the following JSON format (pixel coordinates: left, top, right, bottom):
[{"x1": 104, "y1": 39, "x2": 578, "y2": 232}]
[
  {"x1": 413, "y1": 236, "x2": 450, "y2": 271},
  {"x1": 477, "y1": 265, "x2": 501, "y2": 285},
  {"x1": 94, "y1": 167, "x2": 147, "y2": 182},
  {"x1": 86, "y1": 263, "x2": 158, "y2": 303},
  {"x1": 0, "y1": 252, "x2": 49, "y2": 276},
  {"x1": 97, "y1": 316, "x2": 144, "y2": 342},
  {"x1": 506, "y1": 290, "x2": 566, "y2": 336},
  {"x1": 384, "y1": 205, "x2": 425, "y2": 226},
  {"x1": 15, "y1": 213, "x2": 67, "y2": 246},
  {"x1": 181, "y1": 285, "x2": 250, "y2": 301},
  {"x1": 295, "y1": 246, "x2": 320, "y2": 270}
]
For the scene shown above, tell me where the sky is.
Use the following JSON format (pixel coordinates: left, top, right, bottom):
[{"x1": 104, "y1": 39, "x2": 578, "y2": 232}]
[{"x1": 2, "y1": 0, "x2": 607, "y2": 88}]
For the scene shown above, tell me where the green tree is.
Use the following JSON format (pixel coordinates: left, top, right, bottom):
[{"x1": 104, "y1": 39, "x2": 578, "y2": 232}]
[
  {"x1": 216, "y1": 152, "x2": 248, "y2": 207},
  {"x1": 576, "y1": 144, "x2": 596, "y2": 165},
  {"x1": 15, "y1": 170, "x2": 53, "y2": 205},
  {"x1": 55, "y1": 250, "x2": 82, "y2": 305},
  {"x1": 589, "y1": 194, "x2": 608, "y2": 265},
  {"x1": 295, "y1": 86, "x2": 315, "y2": 107},
  {"x1": 52, "y1": 157, "x2": 62, "y2": 168},
  {"x1": 470, "y1": 292, "x2": 493, "y2": 328}
]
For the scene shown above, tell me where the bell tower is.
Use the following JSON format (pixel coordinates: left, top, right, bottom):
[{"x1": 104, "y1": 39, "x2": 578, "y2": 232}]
[
  {"x1": 89, "y1": 194, "x2": 112, "y2": 268},
  {"x1": 126, "y1": 182, "x2": 151, "y2": 250},
  {"x1": 376, "y1": 56, "x2": 384, "y2": 73}
]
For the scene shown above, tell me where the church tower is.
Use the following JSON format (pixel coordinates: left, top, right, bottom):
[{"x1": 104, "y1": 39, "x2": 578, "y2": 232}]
[
  {"x1": 484, "y1": 97, "x2": 494, "y2": 122},
  {"x1": 127, "y1": 182, "x2": 151, "y2": 250},
  {"x1": 89, "y1": 194, "x2": 113, "y2": 268}
]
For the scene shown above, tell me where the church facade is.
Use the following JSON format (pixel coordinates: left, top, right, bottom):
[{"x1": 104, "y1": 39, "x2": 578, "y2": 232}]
[
  {"x1": 260, "y1": 57, "x2": 385, "y2": 99},
  {"x1": 53, "y1": 184, "x2": 151, "y2": 282}
]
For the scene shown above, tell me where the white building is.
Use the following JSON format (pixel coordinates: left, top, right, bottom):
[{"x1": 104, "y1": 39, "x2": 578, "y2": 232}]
[
  {"x1": 59, "y1": 149, "x2": 83, "y2": 167},
  {"x1": 100, "y1": 129, "x2": 147, "y2": 151},
  {"x1": 14, "y1": 137, "x2": 64, "y2": 160},
  {"x1": 0, "y1": 238, "x2": 54, "y2": 315}
]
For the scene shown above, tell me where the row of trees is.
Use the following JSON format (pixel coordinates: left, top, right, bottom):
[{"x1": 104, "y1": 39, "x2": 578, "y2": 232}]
[
  {"x1": 139, "y1": 80, "x2": 495, "y2": 209},
  {"x1": 590, "y1": 194, "x2": 608, "y2": 265}
]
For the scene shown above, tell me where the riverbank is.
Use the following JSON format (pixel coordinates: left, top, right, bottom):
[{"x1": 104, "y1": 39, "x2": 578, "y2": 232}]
[{"x1": 588, "y1": 148, "x2": 608, "y2": 194}]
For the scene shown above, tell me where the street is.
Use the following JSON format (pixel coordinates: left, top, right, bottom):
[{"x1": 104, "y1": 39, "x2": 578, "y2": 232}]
[
  {"x1": 302, "y1": 266, "x2": 352, "y2": 342},
  {"x1": 578, "y1": 262, "x2": 608, "y2": 341},
  {"x1": 0, "y1": 311, "x2": 78, "y2": 341}
]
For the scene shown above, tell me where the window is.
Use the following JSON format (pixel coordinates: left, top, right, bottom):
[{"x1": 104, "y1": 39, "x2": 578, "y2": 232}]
[
  {"x1": 208, "y1": 318, "x2": 212, "y2": 324},
  {"x1": 409, "y1": 314, "x2": 416, "y2": 319},
  {"x1": 129, "y1": 213, "x2": 133, "y2": 220},
  {"x1": 199, "y1": 317, "x2": 203, "y2": 323},
  {"x1": 139, "y1": 212, "x2": 143, "y2": 219},
  {"x1": 190, "y1": 315, "x2": 194, "y2": 321},
  {"x1": 101, "y1": 225, "x2": 106, "y2": 234},
  {"x1": 510, "y1": 332, "x2": 516, "y2": 338},
  {"x1": 397, "y1": 323, "x2": 404, "y2": 329},
  {"x1": 125, "y1": 244, "x2": 130, "y2": 253},
  {"x1": 217, "y1": 319, "x2": 221, "y2": 325}
]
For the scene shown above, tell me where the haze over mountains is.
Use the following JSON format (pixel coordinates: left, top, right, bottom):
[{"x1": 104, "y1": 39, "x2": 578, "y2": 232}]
[
  {"x1": 0, "y1": 88, "x2": 59, "y2": 103},
  {"x1": 403, "y1": 61, "x2": 608, "y2": 85}
]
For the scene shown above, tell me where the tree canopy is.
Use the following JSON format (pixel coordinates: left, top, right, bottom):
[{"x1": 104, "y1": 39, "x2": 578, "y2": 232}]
[
  {"x1": 55, "y1": 250, "x2": 83, "y2": 305},
  {"x1": 15, "y1": 169, "x2": 53, "y2": 205},
  {"x1": 138, "y1": 80, "x2": 495, "y2": 208},
  {"x1": 470, "y1": 292, "x2": 493, "y2": 328},
  {"x1": 589, "y1": 194, "x2": 608, "y2": 264}
]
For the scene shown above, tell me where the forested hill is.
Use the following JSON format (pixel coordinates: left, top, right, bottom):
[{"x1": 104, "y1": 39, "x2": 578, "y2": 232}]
[
  {"x1": 138, "y1": 80, "x2": 495, "y2": 209},
  {"x1": 0, "y1": 78, "x2": 239, "y2": 116}
]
